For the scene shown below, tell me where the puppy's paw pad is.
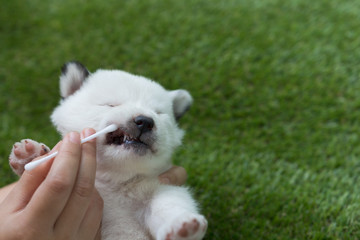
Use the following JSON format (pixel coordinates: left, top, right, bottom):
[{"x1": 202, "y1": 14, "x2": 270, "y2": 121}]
[
  {"x1": 159, "y1": 213, "x2": 207, "y2": 240},
  {"x1": 9, "y1": 139, "x2": 49, "y2": 176}
]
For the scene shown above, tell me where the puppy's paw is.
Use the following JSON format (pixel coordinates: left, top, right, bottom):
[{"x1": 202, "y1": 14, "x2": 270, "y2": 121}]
[
  {"x1": 157, "y1": 213, "x2": 207, "y2": 240},
  {"x1": 9, "y1": 139, "x2": 50, "y2": 176}
]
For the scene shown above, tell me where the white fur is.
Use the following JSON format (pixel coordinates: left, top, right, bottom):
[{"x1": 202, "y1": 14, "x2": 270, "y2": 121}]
[{"x1": 51, "y1": 64, "x2": 207, "y2": 240}]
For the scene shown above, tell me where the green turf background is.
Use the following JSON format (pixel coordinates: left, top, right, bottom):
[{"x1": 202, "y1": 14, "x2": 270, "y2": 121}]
[{"x1": 2, "y1": 0, "x2": 360, "y2": 239}]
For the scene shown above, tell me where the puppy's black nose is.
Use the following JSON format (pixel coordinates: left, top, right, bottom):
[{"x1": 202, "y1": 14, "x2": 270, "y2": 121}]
[{"x1": 134, "y1": 116, "x2": 154, "y2": 134}]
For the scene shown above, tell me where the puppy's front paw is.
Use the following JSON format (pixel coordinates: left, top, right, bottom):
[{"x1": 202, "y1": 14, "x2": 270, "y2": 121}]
[
  {"x1": 157, "y1": 213, "x2": 207, "y2": 240},
  {"x1": 9, "y1": 139, "x2": 50, "y2": 176}
]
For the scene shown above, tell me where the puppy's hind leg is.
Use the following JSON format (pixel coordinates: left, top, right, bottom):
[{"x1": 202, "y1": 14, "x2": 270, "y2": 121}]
[{"x1": 9, "y1": 139, "x2": 50, "y2": 176}]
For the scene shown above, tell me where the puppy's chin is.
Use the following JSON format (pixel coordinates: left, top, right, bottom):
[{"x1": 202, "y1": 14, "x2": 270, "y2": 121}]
[
  {"x1": 106, "y1": 142, "x2": 150, "y2": 156},
  {"x1": 97, "y1": 143, "x2": 171, "y2": 178}
]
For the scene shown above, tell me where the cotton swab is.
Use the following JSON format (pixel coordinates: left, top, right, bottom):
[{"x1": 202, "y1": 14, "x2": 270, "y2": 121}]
[
  {"x1": 80, "y1": 124, "x2": 117, "y2": 144},
  {"x1": 24, "y1": 124, "x2": 118, "y2": 171}
]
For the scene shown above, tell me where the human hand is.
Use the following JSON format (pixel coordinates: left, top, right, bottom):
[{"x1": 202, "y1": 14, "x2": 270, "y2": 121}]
[
  {"x1": 0, "y1": 129, "x2": 103, "y2": 240},
  {"x1": 158, "y1": 165, "x2": 187, "y2": 186}
]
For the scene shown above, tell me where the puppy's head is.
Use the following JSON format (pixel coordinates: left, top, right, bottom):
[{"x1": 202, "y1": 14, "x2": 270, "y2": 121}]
[{"x1": 51, "y1": 61, "x2": 192, "y2": 177}]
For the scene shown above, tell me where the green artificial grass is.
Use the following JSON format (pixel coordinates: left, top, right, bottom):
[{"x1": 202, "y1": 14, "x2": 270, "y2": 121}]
[{"x1": 2, "y1": 0, "x2": 360, "y2": 239}]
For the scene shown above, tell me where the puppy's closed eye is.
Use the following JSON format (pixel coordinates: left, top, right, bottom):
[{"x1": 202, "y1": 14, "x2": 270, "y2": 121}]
[{"x1": 99, "y1": 103, "x2": 120, "y2": 107}]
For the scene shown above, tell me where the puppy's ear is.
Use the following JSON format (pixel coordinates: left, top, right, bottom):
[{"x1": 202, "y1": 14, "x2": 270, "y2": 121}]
[
  {"x1": 60, "y1": 61, "x2": 90, "y2": 98},
  {"x1": 169, "y1": 90, "x2": 193, "y2": 120}
]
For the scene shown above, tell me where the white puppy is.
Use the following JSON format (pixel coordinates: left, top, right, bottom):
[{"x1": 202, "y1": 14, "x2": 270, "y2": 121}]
[{"x1": 9, "y1": 62, "x2": 207, "y2": 240}]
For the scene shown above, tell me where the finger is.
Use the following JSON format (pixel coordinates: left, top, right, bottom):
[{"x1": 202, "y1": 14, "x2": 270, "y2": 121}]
[
  {"x1": 25, "y1": 132, "x2": 82, "y2": 226},
  {"x1": 55, "y1": 128, "x2": 97, "y2": 234},
  {"x1": 0, "y1": 182, "x2": 16, "y2": 204},
  {"x1": 159, "y1": 165, "x2": 187, "y2": 186},
  {"x1": 3, "y1": 142, "x2": 62, "y2": 212},
  {"x1": 94, "y1": 226, "x2": 102, "y2": 240},
  {"x1": 77, "y1": 189, "x2": 104, "y2": 240}
]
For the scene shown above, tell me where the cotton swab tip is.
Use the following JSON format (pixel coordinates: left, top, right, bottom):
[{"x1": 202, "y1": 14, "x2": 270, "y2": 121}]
[
  {"x1": 104, "y1": 124, "x2": 118, "y2": 132},
  {"x1": 80, "y1": 124, "x2": 118, "y2": 143},
  {"x1": 24, "y1": 151, "x2": 58, "y2": 171}
]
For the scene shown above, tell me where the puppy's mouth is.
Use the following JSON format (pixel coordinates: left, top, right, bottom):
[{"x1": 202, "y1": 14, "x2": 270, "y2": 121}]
[{"x1": 105, "y1": 129, "x2": 148, "y2": 148}]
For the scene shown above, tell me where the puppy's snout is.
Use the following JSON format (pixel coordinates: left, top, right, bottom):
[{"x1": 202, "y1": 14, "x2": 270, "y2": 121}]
[{"x1": 134, "y1": 116, "x2": 154, "y2": 134}]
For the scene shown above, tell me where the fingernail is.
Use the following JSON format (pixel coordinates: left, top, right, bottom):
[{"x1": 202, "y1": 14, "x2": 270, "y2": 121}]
[
  {"x1": 82, "y1": 128, "x2": 95, "y2": 139},
  {"x1": 69, "y1": 132, "x2": 80, "y2": 144}
]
